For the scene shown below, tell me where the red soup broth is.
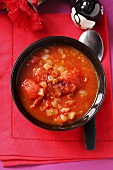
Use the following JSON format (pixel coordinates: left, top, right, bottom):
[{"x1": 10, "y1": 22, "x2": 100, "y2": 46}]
[{"x1": 18, "y1": 45, "x2": 98, "y2": 125}]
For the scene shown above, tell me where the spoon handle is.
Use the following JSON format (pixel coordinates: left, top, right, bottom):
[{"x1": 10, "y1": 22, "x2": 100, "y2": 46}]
[{"x1": 84, "y1": 117, "x2": 96, "y2": 150}]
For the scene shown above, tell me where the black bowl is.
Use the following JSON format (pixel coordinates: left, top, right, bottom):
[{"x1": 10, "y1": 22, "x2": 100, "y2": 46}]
[{"x1": 10, "y1": 36, "x2": 106, "y2": 131}]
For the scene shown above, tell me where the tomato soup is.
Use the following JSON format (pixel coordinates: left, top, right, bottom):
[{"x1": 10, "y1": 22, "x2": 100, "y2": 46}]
[{"x1": 18, "y1": 45, "x2": 98, "y2": 125}]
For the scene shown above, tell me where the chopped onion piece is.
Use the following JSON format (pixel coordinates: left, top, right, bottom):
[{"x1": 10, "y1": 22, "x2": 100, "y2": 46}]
[
  {"x1": 58, "y1": 48, "x2": 63, "y2": 54},
  {"x1": 48, "y1": 75, "x2": 54, "y2": 81},
  {"x1": 43, "y1": 63, "x2": 52, "y2": 70},
  {"x1": 38, "y1": 88, "x2": 44, "y2": 96},
  {"x1": 68, "y1": 111, "x2": 76, "y2": 119},
  {"x1": 51, "y1": 98, "x2": 60, "y2": 107},
  {"x1": 54, "y1": 116, "x2": 61, "y2": 124},
  {"x1": 79, "y1": 90, "x2": 87, "y2": 96},
  {"x1": 62, "y1": 54, "x2": 66, "y2": 58},
  {"x1": 46, "y1": 60, "x2": 53, "y2": 65},
  {"x1": 39, "y1": 81, "x2": 47, "y2": 88},
  {"x1": 84, "y1": 78, "x2": 87, "y2": 82},
  {"x1": 61, "y1": 70, "x2": 68, "y2": 77},
  {"x1": 57, "y1": 66, "x2": 64, "y2": 72},
  {"x1": 40, "y1": 106, "x2": 45, "y2": 111},
  {"x1": 41, "y1": 54, "x2": 49, "y2": 60},
  {"x1": 60, "y1": 107, "x2": 70, "y2": 112},
  {"x1": 44, "y1": 49, "x2": 49, "y2": 53},
  {"x1": 46, "y1": 109, "x2": 58, "y2": 116},
  {"x1": 33, "y1": 68, "x2": 40, "y2": 76},
  {"x1": 47, "y1": 75, "x2": 58, "y2": 84},
  {"x1": 58, "y1": 104, "x2": 62, "y2": 109},
  {"x1": 60, "y1": 114, "x2": 68, "y2": 122}
]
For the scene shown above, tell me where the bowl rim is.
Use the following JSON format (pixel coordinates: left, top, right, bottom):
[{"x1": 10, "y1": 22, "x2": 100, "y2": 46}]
[{"x1": 10, "y1": 36, "x2": 106, "y2": 131}]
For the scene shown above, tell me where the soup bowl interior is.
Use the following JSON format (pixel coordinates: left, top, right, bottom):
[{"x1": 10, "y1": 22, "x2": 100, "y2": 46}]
[{"x1": 11, "y1": 36, "x2": 106, "y2": 131}]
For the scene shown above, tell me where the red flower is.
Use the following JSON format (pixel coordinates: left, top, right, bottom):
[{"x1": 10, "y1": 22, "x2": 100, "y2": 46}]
[{"x1": 3, "y1": 0, "x2": 43, "y2": 31}]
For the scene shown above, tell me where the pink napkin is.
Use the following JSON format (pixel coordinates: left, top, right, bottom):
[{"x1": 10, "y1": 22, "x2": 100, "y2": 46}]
[{"x1": 0, "y1": 13, "x2": 113, "y2": 167}]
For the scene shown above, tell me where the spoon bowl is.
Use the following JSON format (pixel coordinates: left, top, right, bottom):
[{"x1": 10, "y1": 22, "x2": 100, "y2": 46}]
[{"x1": 79, "y1": 30, "x2": 104, "y2": 61}]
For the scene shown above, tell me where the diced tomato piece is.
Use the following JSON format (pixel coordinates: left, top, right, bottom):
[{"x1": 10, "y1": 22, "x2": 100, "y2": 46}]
[
  {"x1": 47, "y1": 81, "x2": 77, "y2": 97},
  {"x1": 61, "y1": 71, "x2": 85, "y2": 90},
  {"x1": 33, "y1": 67, "x2": 48, "y2": 82},
  {"x1": 47, "y1": 83, "x2": 62, "y2": 97},
  {"x1": 30, "y1": 97, "x2": 43, "y2": 108},
  {"x1": 77, "y1": 75, "x2": 85, "y2": 88},
  {"x1": 46, "y1": 70, "x2": 85, "y2": 97},
  {"x1": 27, "y1": 56, "x2": 40, "y2": 66},
  {"x1": 21, "y1": 79, "x2": 40, "y2": 99},
  {"x1": 57, "y1": 81, "x2": 77, "y2": 95}
]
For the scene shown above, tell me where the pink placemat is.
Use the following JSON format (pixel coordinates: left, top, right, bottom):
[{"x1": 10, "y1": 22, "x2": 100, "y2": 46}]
[{"x1": 0, "y1": 13, "x2": 113, "y2": 167}]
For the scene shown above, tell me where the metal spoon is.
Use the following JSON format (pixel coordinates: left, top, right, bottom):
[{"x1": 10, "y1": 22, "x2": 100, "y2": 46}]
[{"x1": 79, "y1": 30, "x2": 104, "y2": 150}]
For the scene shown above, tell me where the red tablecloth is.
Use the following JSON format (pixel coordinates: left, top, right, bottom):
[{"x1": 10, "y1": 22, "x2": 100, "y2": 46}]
[{"x1": 0, "y1": 13, "x2": 113, "y2": 167}]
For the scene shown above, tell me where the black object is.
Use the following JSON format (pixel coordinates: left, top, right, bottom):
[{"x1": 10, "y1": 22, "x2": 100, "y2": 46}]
[
  {"x1": 84, "y1": 117, "x2": 96, "y2": 150},
  {"x1": 71, "y1": 0, "x2": 103, "y2": 29}
]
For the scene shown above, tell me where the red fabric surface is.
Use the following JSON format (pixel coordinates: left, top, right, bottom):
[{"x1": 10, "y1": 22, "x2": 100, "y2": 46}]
[{"x1": 0, "y1": 13, "x2": 113, "y2": 167}]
